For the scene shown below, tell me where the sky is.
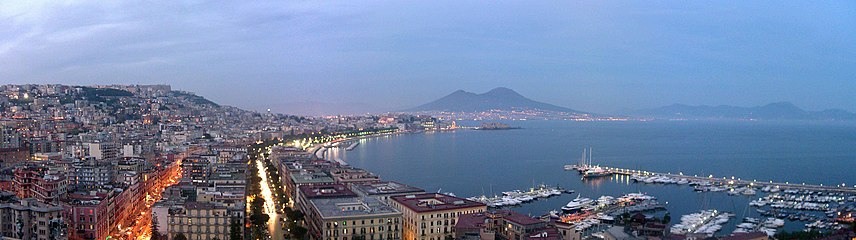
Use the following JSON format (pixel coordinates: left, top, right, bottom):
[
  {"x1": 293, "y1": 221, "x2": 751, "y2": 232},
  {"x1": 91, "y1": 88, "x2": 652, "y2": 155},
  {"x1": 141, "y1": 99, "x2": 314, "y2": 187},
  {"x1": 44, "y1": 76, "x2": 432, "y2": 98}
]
[{"x1": 1, "y1": 1, "x2": 855, "y2": 115}]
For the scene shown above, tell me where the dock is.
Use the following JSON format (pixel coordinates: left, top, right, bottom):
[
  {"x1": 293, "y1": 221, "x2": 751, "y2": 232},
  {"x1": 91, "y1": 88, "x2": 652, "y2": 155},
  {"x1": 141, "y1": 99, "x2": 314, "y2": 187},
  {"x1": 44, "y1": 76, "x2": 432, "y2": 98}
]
[{"x1": 591, "y1": 166, "x2": 856, "y2": 194}]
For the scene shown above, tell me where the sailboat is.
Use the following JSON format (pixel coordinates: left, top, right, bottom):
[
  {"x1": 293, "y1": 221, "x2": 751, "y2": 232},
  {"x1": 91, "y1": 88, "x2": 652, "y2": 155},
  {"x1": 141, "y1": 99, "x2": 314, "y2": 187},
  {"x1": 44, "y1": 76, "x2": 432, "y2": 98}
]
[{"x1": 581, "y1": 148, "x2": 611, "y2": 178}]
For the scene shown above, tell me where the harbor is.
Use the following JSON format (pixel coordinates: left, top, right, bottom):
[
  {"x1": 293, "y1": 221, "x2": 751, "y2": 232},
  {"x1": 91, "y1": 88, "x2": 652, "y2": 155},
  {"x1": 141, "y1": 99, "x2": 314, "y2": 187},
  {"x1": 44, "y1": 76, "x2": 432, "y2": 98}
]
[
  {"x1": 465, "y1": 184, "x2": 567, "y2": 207},
  {"x1": 341, "y1": 121, "x2": 856, "y2": 238},
  {"x1": 566, "y1": 163, "x2": 856, "y2": 194},
  {"x1": 564, "y1": 158, "x2": 856, "y2": 235},
  {"x1": 670, "y1": 209, "x2": 735, "y2": 236}
]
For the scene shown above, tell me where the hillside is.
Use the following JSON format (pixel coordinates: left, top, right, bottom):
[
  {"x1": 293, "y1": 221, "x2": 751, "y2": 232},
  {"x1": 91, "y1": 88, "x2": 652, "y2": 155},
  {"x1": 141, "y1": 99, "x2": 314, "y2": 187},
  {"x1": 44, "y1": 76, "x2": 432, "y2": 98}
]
[{"x1": 632, "y1": 102, "x2": 856, "y2": 120}]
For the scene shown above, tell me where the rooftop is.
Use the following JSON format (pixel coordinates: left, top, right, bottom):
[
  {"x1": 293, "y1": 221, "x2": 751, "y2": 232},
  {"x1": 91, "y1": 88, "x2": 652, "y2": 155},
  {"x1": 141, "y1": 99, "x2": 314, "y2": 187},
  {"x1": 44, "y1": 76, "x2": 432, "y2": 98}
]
[
  {"x1": 524, "y1": 227, "x2": 562, "y2": 240},
  {"x1": 352, "y1": 181, "x2": 424, "y2": 196},
  {"x1": 491, "y1": 210, "x2": 543, "y2": 225},
  {"x1": 299, "y1": 184, "x2": 357, "y2": 199},
  {"x1": 291, "y1": 171, "x2": 335, "y2": 184},
  {"x1": 456, "y1": 210, "x2": 544, "y2": 230},
  {"x1": 391, "y1": 193, "x2": 485, "y2": 213},
  {"x1": 208, "y1": 173, "x2": 246, "y2": 181},
  {"x1": 309, "y1": 196, "x2": 400, "y2": 220}
]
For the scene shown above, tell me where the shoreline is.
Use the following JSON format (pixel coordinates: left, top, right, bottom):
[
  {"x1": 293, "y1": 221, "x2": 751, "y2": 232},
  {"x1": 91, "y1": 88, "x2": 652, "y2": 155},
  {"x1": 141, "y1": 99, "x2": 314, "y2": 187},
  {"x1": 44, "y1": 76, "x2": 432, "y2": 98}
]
[{"x1": 308, "y1": 130, "x2": 426, "y2": 160}]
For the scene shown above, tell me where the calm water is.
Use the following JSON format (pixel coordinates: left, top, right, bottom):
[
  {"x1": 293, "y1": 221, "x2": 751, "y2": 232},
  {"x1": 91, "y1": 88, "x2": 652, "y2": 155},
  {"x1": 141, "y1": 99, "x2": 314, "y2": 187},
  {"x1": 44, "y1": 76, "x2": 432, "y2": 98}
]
[{"x1": 326, "y1": 120, "x2": 856, "y2": 233}]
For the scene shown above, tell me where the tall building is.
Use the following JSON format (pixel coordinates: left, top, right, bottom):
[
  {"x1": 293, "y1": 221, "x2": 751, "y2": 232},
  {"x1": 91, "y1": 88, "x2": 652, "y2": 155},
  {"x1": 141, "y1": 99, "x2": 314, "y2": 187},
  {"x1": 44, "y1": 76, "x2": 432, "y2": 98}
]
[
  {"x1": 305, "y1": 196, "x2": 402, "y2": 240},
  {"x1": 12, "y1": 166, "x2": 68, "y2": 205},
  {"x1": 389, "y1": 193, "x2": 486, "y2": 240},
  {"x1": 69, "y1": 159, "x2": 113, "y2": 190},
  {"x1": 166, "y1": 202, "x2": 233, "y2": 240},
  {"x1": 86, "y1": 142, "x2": 117, "y2": 160},
  {"x1": 0, "y1": 192, "x2": 68, "y2": 240},
  {"x1": 181, "y1": 155, "x2": 210, "y2": 183},
  {"x1": 0, "y1": 127, "x2": 21, "y2": 149},
  {"x1": 68, "y1": 192, "x2": 112, "y2": 240}
]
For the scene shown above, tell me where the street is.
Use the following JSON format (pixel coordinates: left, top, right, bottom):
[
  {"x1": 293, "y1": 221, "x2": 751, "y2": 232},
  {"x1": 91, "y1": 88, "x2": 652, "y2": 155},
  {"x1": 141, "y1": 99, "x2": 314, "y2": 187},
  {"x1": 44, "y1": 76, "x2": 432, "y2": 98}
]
[{"x1": 257, "y1": 159, "x2": 284, "y2": 238}]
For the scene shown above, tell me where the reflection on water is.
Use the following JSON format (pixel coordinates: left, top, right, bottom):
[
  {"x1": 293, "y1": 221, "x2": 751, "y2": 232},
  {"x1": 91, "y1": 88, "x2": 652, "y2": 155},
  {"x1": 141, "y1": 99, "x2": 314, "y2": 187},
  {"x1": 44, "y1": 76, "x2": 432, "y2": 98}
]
[{"x1": 338, "y1": 121, "x2": 856, "y2": 233}]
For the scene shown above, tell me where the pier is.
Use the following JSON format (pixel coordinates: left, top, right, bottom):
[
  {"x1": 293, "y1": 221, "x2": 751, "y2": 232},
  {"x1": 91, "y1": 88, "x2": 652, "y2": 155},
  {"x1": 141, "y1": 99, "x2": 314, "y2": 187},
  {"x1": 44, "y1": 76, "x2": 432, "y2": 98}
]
[{"x1": 574, "y1": 165, "x2": 856, "y2": 194}]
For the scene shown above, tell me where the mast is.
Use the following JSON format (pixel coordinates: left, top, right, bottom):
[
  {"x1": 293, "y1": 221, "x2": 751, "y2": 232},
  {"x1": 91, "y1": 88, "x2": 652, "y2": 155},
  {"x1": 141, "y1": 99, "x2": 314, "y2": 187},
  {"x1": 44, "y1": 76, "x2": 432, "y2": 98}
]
[
  {"x1": 581, "y1": 148, "x2": 586, "y2": 166},
  {"x1": 589, "y1": 147, "x2": 593, "y2": 166}
]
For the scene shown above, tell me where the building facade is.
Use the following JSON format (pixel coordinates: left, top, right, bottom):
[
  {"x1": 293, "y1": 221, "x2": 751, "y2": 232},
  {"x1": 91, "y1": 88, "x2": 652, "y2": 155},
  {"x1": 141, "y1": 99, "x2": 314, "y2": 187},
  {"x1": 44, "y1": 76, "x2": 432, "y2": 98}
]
[
  {"x1": 0, "y1": 193, "x2": 68, "y2": 240},
  {"x1": 390, "y1": 194, "x2": 486, "y2": 240},
  {"x1": 166, "y1": 202, "x2": 232, "y2": 240},
  {"x1": 306, "y1": 196, "x2": 402, "y2": 240}
]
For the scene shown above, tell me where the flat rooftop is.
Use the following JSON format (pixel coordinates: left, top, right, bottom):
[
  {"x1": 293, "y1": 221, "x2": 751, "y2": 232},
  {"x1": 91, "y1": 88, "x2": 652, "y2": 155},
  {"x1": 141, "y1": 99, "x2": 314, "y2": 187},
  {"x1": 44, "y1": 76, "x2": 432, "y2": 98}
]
[
  {"x1": 299, "y1": 184, "x2": 357, "y2": 199},
  {"x1": 309, "y1": 197, "x2": 400, "y2": 220},
  {"x1": 391, "y1": 193, "x2": 485, "y2": 213},
  {"x1": 352, "y1": 181, "x2": 424, "y2": 196},
  {"x1": 291, "y1": 172, "x2": 335, "y2": 184}
]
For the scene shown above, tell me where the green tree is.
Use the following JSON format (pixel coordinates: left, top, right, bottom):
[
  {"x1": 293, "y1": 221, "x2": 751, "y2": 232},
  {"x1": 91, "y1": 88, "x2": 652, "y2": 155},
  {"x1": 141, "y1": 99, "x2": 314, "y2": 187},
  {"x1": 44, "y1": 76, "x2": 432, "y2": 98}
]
[
  {"x1": 150, "y1": 216, "x2": 162, "y2": 240},
  {"x1": 174, "y1": 233, "x2": 188, "y2": 240},
  {"x1": 230, "y1": 217, "x2": 243, "y2": 240},
  {"x1": 291, "y1": 225, "x2": 308, "y2": 238},
  {"x1": 621, "y1": 212, "x2": 631, "y2": 225},
  {"x1": 662, "y1": 213, "x2": 671, "y2": 224}
]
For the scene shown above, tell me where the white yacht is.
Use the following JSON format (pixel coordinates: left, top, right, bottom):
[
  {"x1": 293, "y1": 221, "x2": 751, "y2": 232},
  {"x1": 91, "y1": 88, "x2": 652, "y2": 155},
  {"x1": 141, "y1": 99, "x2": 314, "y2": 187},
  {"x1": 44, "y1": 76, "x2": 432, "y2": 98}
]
[{"x1": 561, "y1": 194, "x2": 594, "y2": 212}]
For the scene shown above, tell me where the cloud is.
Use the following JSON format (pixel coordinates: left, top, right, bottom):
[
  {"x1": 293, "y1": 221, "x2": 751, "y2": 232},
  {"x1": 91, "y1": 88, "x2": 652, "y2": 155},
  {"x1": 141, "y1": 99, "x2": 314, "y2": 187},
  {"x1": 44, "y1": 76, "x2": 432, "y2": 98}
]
[{"x1": 0, "y1": 1, "x2": 854, "y2": 114}]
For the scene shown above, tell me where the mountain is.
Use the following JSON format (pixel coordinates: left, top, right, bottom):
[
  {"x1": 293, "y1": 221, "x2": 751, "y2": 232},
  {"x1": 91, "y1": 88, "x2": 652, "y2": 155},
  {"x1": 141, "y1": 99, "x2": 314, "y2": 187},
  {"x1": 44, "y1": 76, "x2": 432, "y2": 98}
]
[
  {"x1": 406, "y1": 87, "x2": 582, "y2": 113},
  {"x1": 632, "y1": 102, "x2": 856, "y2": 120}
]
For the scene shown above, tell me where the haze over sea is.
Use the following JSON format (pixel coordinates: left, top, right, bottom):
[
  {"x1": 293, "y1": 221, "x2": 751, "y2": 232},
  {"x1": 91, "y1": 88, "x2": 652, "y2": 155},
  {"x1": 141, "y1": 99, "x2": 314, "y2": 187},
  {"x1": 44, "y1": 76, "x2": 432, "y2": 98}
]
[{"x1": 326, "y1": 120, "x2": 856, "y2": 232}]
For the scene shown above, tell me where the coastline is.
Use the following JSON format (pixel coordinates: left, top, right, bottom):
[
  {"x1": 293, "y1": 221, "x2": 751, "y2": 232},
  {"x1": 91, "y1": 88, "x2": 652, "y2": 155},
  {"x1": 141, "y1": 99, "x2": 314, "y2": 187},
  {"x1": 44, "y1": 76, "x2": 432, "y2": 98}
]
[{"x1": 308, "y1": 130, "x2": 426, "y2": 160}]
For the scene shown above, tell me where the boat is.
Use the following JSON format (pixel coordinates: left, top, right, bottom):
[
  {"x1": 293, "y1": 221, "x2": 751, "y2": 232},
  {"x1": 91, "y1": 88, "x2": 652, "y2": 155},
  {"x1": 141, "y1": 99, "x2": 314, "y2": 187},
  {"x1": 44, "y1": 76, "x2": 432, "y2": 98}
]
[
  {"x1": 671, "y1": 210, "x2": 733, "y2": 237},
  {"x1": 583, "y1": 166, "x2": 611, "y2": 178},
  {"x1": 467, "y1": 185, "x2": 564, "y2": 207},
  {"x1": 578, "y1": 148, "x2": 612, "y2": 178},
  {"x1": 563, "y1": 164, "x2": 575, "y2": 171},
  {"x1": 561, "y1": 194, "x2": 593, "y2": 213},
  {"x1": 596, "y1": 196, "x2": 615, "y2": 206}
]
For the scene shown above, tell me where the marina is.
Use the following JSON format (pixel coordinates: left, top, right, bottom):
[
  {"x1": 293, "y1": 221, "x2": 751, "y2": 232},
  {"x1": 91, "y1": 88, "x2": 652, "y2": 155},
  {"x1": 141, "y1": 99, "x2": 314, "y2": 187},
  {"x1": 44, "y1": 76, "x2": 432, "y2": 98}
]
[
  {"x1": 466, "y1": 185, "x2": 566, "y2": 207},
  {"x1": 568, "y1": 163, "x2": 856, "y2": 194},
  {"x1": 342, "y1": 121, "x2": 856, "y2": 237},
  {"x1": 568, "y1": 162, "x2": 856, "y2": 235},
  {"x1": 670, "y1": 210, "x2": 734, "y2": 236}
]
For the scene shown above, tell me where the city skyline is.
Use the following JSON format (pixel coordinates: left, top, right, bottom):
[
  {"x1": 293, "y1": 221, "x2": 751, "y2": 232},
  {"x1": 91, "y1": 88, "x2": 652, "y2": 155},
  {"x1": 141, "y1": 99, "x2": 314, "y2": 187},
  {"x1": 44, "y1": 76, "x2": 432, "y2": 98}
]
[{"x1": 2, "y1": 1, "x2": 856, "y2": 115}]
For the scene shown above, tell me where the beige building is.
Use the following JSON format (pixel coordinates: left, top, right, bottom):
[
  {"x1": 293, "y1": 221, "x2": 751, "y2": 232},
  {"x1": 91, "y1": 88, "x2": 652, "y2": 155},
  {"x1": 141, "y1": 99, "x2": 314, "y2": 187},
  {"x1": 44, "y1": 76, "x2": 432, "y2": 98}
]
[
  {"x1": 167, "y1": 202, "x2": 232, "y2": 240},
  {"x1": 306, "y1": 196, "x2": 402, "y2": 240},
  {"x1": 389, "y1": 193, "x2": 486, "y2": 240}
]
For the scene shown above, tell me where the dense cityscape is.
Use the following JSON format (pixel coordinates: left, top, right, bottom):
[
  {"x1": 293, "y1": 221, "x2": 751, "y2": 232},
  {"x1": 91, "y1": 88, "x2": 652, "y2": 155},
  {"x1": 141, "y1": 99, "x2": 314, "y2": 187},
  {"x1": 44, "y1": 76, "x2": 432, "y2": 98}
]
[
  {"x1": 2, "y1": 84, "x2": 855, "y2": 240},
  {"x1": 0, "y1": 84, "x2": 454, "y2": 240},
  {"x1": 4, "y1": 1, "x2": 856, "y2": 239}
]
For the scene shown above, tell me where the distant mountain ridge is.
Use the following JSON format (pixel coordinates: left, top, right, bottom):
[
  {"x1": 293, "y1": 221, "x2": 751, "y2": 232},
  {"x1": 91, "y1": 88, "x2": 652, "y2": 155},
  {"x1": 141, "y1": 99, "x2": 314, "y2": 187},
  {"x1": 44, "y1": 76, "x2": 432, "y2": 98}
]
[
  {"x1": 406, "y1": 87, "x2": 583, "y2": 113},
  {"x1": 633, "y1": 102, "x2": 856, "y2": 120}
]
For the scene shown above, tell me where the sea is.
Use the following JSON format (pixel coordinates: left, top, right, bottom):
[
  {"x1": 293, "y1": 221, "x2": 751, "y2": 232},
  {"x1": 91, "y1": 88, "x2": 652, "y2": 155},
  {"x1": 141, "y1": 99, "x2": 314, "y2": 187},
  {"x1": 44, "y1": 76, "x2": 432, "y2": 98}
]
[{"x1": 323, "y1": 120, "x2": 856, "y2": 233}]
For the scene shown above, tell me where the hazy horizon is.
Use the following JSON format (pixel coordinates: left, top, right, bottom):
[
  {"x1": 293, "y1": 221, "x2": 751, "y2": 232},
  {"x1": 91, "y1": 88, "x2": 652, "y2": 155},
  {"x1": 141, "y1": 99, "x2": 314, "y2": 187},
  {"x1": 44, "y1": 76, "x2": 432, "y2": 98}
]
[{"x1": 2, "y1": 1, "x2": 855, "y2": 115}]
